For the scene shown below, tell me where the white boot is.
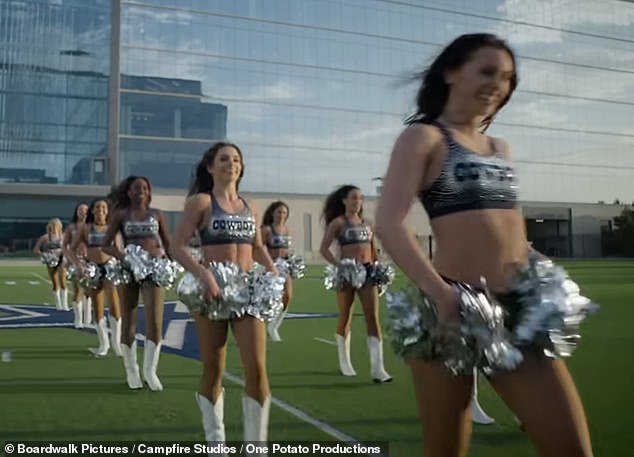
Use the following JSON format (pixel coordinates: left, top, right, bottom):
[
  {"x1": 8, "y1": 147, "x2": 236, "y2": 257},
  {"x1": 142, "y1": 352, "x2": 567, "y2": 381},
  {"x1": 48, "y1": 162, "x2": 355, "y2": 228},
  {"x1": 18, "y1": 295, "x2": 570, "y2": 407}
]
[
  {"x1": 367, "y1": 336, "x2": 393, "y2": 383},
  {"x1": 242, "y1": 396, "x2": 271, "y2": 456},
  {"x1": 335, "y1": 333, "x2": 356, "y2": 376},
  {"x1": 471, "y1": 368, "x2": 495, "y2": 425},
  {"x1": 89, "y1": 318, "x2": 110, "y2": 357},
  {"x1": 83, "y1": 297, "x2": 93, "y2": 326},
  {"x1": 121, "y1": 342, "x2": 143, "y2": 389},
  {"x1": 267, "y1": 311, "x2": 286, "y2": 342},
  {"x1": 72, "y1": 302, "x2": 84, "y2": 329},
  {"x1": 196, "y1": 390, "x2": 228, "y2": 457},
  {"x1": 109, "y1": 315, "x2": 122, "y2": 357},
  {"x1": 143, "y1": 340, "x2": 163, "y2": 391},
  {"x1": 61, "y1": 288, "x2": 69, "y2": 311},
  {"x1": 53, "y1": 289, "x2": 62, "y2": 310}
]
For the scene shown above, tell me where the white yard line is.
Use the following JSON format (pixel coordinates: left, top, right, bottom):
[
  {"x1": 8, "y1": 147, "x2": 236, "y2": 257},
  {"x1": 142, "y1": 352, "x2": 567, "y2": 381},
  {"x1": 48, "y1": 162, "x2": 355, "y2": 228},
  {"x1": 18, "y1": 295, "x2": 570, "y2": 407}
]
[{"x1": 314, "y1": 337, "x2": 337, "y2": 346}]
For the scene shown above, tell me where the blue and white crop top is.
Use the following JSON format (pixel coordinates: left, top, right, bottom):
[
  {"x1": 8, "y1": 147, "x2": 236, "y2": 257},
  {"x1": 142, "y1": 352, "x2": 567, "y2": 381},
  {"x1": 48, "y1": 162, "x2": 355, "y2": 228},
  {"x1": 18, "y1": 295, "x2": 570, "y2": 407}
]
[
  {"x1": 267, "y1": 226, "x2": 292, "y2": 249},
  {"x1": 338, "y1": 217, "x2": 372, "y2": 246},
  {"x1": 418, "y1": 122, "x2": 518, "y2": 219},
  {"x1": 121, "y1": 209, "x2": 162, "y2": 247},
  {"x1": 87, "y1": 224, "x2": 107, "y2": 248},
  {"x1": 199, "y1": 195, "x2": 256, "y2": 246}
]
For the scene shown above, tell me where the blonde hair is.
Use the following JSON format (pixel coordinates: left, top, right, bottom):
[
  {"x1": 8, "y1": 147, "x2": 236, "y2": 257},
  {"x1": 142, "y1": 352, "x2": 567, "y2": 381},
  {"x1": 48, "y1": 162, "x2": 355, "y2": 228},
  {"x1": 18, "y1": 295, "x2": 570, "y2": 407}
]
[{"x1": 47, "y1": 218, "x2": 63, "y2": 235}]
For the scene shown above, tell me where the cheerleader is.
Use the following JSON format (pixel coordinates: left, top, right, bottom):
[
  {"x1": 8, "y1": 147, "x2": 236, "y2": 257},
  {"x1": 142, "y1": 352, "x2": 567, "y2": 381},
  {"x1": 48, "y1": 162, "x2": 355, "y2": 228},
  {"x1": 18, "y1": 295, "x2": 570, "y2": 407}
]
[
  {"x1": 63, "y1": 203, "x2": 90, "y2": 326},
  {"x1": 261, "y1": 201, "x2": 293, "y2": 342},
  {"x1": 102, "y1": 176, "x2": 171, "y2": 391},
  {"x1": 375, "y1": 33, "x2": 594, "y2": 456},
  {"x1": 68, "y1": 199, "x2": 123, "y2": 357},
  {"x1": 319, "y1": 185, "x2": 392, "y2": 383},
  {"x1": 33, "y1": 218, "x2": 67, "y2": 310},
  {"x1": 171, "y1": 142, "x2": 280, "y2": 449}
]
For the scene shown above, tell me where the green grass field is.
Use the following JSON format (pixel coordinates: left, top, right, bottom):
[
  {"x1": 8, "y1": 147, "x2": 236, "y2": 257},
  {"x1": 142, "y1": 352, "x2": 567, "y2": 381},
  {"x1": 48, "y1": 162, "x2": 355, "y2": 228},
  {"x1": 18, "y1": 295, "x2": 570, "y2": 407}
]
[{"x1": 0, "y1": 261, "x2": 632, "y2": 456}]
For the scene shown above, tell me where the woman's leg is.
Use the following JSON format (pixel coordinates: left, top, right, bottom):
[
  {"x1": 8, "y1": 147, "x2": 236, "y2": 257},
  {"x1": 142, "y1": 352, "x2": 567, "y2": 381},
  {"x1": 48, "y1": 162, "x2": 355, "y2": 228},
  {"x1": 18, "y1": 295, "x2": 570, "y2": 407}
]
[
  {"x1": 357, "y1": 284, "x2": 392, "y2": 383},
  {"x1": 140, "y1": 283, "x2": 165, "y2": 391},
  {"x1": 335, "y1": 289, "x2": 356, "y2": 376}
]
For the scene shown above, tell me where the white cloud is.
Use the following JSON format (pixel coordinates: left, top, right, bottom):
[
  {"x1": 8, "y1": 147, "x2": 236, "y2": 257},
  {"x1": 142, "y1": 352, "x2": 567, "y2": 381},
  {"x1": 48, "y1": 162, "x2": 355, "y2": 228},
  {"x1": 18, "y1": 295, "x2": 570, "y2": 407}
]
[{"x1": 496, "y1": 0, "x2": 634, "y2": 45}]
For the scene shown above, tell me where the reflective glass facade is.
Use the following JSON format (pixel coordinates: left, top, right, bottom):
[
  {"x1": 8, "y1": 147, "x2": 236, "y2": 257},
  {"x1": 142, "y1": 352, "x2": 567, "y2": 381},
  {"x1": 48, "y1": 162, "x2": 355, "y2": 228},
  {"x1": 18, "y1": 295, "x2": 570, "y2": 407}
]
[
  {"x1": 0, "y1": 0, "x2": 111, "y2": 185},
  {"x1": 119, "y1": 0, "x2": 634, "y2": 201},
  {"x1": 2, "y1": 0, "x2": 634, "y2": 203}
]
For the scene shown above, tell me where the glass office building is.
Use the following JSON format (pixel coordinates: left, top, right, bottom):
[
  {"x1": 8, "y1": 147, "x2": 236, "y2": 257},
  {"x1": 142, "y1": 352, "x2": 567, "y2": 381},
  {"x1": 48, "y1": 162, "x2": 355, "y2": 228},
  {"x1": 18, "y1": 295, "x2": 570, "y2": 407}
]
[{"x1": 1, "y1": 0, "x2": 634, "y2": 245}]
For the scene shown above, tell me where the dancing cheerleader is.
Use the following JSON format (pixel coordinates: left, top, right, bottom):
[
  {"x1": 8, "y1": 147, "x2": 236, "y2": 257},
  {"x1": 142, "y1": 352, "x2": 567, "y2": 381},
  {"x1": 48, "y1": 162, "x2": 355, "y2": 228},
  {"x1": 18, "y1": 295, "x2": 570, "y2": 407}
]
[
  {"x1": 102, "y1": 176, "x2": 172, "y2": 391},
  {"x1": 63, "y1": 203, "x2": 90, "y2": 326},
  {"x1": 376, "y1": 33, "x2": 595, "y2": 456},
  {"x1": 319, "y1": 185, "x2": 392, "y2": 383},
  {"x1": 261, "y1": 200, "x2": 295, "y2": 342},
  {"x1": 33, "y1": 218, "x2": 67, "y2": 310},
  {"x1": 172, "y1": 142, "x2": 282, "y2": 450},
  {"x1": 67, "y1": 199, "x2": 123, "y2": 357}
]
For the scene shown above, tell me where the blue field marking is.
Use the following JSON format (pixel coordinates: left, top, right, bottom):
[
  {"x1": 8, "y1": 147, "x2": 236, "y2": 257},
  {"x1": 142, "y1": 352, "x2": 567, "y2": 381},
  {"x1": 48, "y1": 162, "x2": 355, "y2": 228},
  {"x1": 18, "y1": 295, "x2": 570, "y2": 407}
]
[
  {"x1": 0, "y1": 303, "x2": 389, "y2": 455},
  {"x1": 0, "y1": 302, "x2": 337, "y2": 361}
]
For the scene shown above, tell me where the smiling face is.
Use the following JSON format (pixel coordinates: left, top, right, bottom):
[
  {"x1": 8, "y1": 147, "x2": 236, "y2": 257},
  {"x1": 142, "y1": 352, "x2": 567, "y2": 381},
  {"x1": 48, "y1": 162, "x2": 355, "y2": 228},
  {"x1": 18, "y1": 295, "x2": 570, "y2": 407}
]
[
  {"x1": 207, "y1": 145, "x2": 244, "y2": 186},
  {"x1": 92, "y1": 200, "x2": 108, "y2": 224},
  {"x1": 343, "y1": 188, "x2": 363, "y2": 215},
  {"x1": 127, "y1": 178, "x2": 151, "y2": 207},
  {"x1": 445, "y1": 46, "x2": 515, "y2": 118}
]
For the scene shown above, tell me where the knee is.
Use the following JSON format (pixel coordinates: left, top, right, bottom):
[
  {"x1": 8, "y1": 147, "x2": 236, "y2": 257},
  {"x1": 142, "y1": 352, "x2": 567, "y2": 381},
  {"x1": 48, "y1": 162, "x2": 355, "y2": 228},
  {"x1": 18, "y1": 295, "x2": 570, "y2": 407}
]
[{"x1": 244, "y1": 360, "x2": 268, "y2": 389}]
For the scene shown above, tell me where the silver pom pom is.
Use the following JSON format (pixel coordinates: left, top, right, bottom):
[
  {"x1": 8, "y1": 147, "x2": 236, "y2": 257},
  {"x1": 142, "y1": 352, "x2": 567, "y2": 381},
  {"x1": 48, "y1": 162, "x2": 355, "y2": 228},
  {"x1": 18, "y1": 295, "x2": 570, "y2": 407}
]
[
  {"x1": 274, "y1": 257, "x2": 290, "y2": 277},
  {"x1": 368, "y1": 261, "x2": 396, "y2": 296},
  {"x1": 323, "y1": 258, "x2": 367, "y2": 290},
  {"x1": 385, "y1": 279, "x2": 523, "y2": 376},
  {"x1": 509, "y1": 252, "x2": 599, "y2": 358},
  {"x1": 149, "y1": 257, "x2": 183, "y2": 290},
  {"x1": 286, "y1": 253, "x2": 306, "y2": 279},
  {"x1": 123, "y1": 245, "x2": 153, "y2": 282},
  {"x1": 176, "y1": 262, "x2": 251, "y2": 320},
  {"x1": 78, "y1": 262, "x2": 102, "y2": 291},
  {"x1": 65, "y1": 262, "x2": 78, "y2": 281},
  {"x1": 104, "y1": 258, "x2": 131, "y2": 285},
  {"x1": 244, "y1": 268, "x2": 286, "y2": 322},
  {"x1": 41, "y1": 251, "x2": 61, "y2": 268}
]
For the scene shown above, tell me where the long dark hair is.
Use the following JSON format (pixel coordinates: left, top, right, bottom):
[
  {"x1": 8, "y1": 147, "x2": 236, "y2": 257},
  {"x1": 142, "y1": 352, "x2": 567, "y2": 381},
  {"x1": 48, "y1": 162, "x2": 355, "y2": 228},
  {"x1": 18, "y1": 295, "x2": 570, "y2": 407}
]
[
  {"x1": 262, "y1": 201, "x2": 289, "y2": 227},
  {"x1": 406, "y1": 33, "x2": 517, "y2": 131},
  {"x1": 71, "y1": 202, "x2": 87, "y2": 223},
  {"x1": 322, "y1": 185, "x2": 361, "y2": 226},
  {"x1": 85, "y1": 198, "x2": 108, "y2": 224},
  {"x1": 189, "y1": 142, "x2": 244, "y2": 197},
  {"x1": 111, "y1": 175, "x2": 152, "y2": 210}
]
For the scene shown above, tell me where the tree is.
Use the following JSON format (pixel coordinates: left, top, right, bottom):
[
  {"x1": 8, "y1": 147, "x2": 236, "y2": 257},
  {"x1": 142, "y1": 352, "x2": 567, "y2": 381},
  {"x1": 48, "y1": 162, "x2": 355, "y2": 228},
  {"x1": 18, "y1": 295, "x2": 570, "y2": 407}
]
[{"x1": 610, "y1": 207, "x2": 634, "y2": 256}]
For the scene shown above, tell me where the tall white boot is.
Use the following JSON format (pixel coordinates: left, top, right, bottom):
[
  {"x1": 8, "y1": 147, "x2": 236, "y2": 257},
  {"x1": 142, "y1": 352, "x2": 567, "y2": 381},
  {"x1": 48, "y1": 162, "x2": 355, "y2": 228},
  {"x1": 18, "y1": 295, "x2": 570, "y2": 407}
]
[
  {"x1": 61, "y1": 288, "x2": 69, "y2": 311},
  {"x1": 72, "y1": 302, "x2": 84, "y2": 329},
  {"x1": 267, "y1": 310, "x2": 286, "y2": 342},
  {"x1": 89, "y1": 318, "x2": 110, "y2": 357},
  {"x1": 335, "y1": 333, "x2": 356, "y2": 376},
  {"x1": 121, "y1": 342, "x2": 143, "y2": 389},
  {"x1": 196, "y1": 390, "x2": 228, "y2": 457},
  {"x1": 367, "y1": 336, "x2": 393, "y2": 383},
  {"x1": 83, "y1": 297, "x2": 93, "y2": 326},
  {"x1": 109, "y1": 315, "x2": 122, "y2": 357},
  {"x1": 471, "y1": 368, "x2": 495, "y2": 425},
  {"x1": 242, "y1": 396, "x2": 271, "y2": 456},
  {"x1": 143, "y1": 340, "x2": 163, "y2": 391},
  {"x1": 53, "y1": 289, "x2": 62, "y2": 310}
]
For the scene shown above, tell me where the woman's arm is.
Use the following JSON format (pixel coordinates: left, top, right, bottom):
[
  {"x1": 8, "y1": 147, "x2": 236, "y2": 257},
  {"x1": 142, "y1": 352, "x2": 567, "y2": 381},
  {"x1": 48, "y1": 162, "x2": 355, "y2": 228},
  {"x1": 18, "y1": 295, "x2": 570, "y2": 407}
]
[{"x1": 375, "y1": 124, "x2": 453, "y2": 303}]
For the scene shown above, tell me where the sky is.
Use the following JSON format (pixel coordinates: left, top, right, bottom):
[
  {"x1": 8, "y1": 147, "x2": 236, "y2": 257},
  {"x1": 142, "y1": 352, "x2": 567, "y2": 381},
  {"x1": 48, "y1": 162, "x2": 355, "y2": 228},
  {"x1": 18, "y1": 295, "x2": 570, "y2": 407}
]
[{"x1": 2, "y1": 0, "x2": 634, "y2": 203}]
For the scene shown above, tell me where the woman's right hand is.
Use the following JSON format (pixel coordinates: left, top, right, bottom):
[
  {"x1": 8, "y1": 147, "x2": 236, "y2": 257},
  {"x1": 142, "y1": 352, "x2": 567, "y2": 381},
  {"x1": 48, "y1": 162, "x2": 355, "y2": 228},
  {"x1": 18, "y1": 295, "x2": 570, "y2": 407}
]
[
  {"x1": 430, "y1": 283, "x2": 460, "y2": 325},
  {"x1": 199, "y1": 269, "x2": 222, "y2": 302}
]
